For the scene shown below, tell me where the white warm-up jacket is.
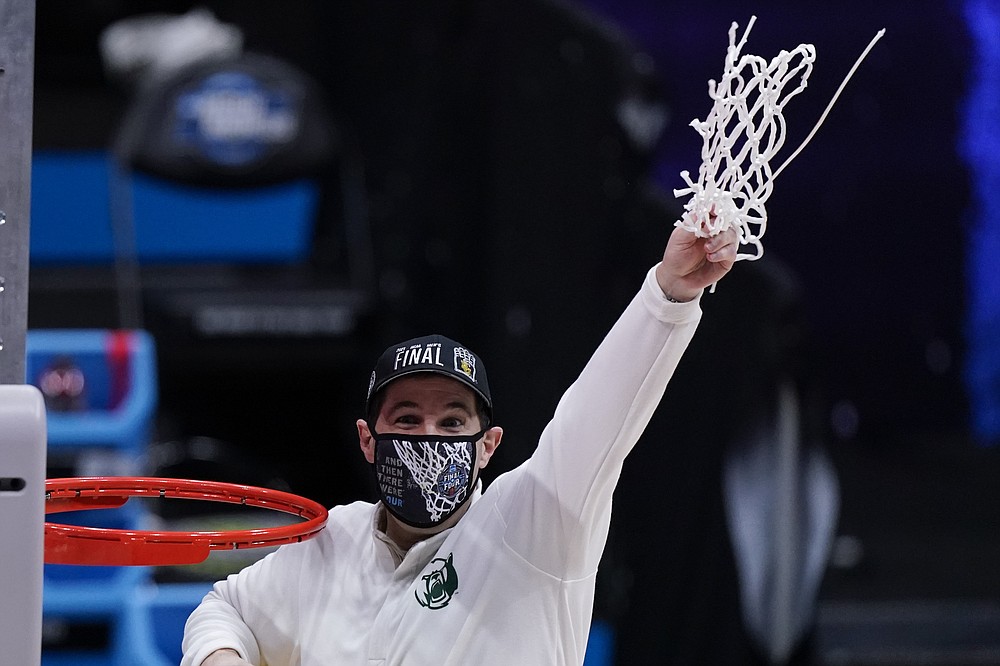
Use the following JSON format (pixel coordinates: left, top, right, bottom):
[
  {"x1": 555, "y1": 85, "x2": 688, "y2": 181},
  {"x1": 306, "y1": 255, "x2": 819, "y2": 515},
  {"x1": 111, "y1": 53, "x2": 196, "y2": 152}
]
[{"x1": 181, "y1": 264, "x2": 702, "y2": 666}]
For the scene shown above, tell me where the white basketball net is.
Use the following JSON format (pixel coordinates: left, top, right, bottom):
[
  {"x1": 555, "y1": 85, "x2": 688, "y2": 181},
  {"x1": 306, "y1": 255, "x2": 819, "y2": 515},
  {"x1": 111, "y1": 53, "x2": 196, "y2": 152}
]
[
  {"x1": 394, "y1": 439, "x2": 473, "y2": 523},
  {"x1": 674, "y1": 16, "x2": 886, "y2": 262}
]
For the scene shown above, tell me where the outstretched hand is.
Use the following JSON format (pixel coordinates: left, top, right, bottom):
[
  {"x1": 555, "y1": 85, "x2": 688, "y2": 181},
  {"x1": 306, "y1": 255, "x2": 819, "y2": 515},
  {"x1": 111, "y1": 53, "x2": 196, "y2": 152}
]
[{"x1": 655, "y1": 224, "x2": 739, "y2": 302}]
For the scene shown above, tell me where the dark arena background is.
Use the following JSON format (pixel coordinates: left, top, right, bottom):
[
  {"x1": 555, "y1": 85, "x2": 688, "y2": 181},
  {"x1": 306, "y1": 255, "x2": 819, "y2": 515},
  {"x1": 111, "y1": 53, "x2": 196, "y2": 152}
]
[{"x1": 23, "y1": 1, "x2": 1000, "y2": 664}]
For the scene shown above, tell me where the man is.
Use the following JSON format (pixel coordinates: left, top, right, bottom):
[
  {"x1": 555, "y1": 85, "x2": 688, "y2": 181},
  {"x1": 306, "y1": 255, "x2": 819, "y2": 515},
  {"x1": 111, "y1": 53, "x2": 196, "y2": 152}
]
[{"x1": 182, "y1": 224, "x2": 738, "y2": 665}]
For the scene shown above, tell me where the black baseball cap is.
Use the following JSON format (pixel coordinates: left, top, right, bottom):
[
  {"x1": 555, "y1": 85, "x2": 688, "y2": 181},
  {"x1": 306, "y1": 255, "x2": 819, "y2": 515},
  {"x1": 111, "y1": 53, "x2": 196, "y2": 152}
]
[{"x1": 366, "y1": 334, "x2": 492, "y2": 424}]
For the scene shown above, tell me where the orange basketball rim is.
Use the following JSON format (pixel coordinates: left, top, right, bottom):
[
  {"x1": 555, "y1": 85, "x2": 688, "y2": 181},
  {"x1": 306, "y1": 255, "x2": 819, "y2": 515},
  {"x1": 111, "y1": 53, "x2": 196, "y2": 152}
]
[{"x1": 44, "y1": 477, "x2": 329, "y2": 566}]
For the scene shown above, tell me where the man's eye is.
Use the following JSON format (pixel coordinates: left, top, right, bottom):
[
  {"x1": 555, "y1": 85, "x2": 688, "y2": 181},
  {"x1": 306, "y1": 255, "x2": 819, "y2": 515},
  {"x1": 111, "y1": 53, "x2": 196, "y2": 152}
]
[
  {"x1": 395, "y1": 414, "x2": 419, "y2": 425},
  {"x1": 441, "y1": 418, "x2": 464, "y2": 428}
]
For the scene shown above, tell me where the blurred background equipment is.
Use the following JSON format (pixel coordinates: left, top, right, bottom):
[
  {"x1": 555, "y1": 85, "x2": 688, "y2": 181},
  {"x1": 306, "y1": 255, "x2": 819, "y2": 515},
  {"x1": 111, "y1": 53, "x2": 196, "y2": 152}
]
[
  {"x1": 26, "y1": 329, "x2": 166, "y2": 664},
  {"x1": 99, "y1": 7, "x2": 243, "y2": 87},
  {"x1": 31, "y1": 21, "x2": 380, "y2": 511}
]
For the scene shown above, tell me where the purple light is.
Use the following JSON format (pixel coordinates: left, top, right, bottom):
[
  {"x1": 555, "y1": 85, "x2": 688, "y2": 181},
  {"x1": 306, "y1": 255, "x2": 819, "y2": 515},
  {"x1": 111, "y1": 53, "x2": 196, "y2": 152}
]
[{"x1": 962, "y1": 0, "x2": 1000, "y2": 444}]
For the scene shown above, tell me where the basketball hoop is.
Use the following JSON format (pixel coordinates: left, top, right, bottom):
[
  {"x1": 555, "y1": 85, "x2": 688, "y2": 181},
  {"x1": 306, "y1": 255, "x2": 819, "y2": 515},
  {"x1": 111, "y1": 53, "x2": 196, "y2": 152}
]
[{"x1": 44, "y1": 477, "x2": 329, "y2": 566}]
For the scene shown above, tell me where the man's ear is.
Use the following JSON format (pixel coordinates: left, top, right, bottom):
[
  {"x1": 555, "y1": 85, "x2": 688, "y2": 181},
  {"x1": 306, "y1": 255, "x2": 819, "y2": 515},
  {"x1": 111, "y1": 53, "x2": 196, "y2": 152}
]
[
  {"x1": 478, "y1": 426, "x2": 503, "y2": 469},
  {"x1": 357, "y1": 419, "x2": 375, "y2": 464}
]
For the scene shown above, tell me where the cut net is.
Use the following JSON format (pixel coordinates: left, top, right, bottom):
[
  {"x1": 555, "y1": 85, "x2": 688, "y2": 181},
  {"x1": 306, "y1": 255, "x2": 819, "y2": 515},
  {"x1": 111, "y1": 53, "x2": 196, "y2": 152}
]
[
  {"x1": 674, "y1": 16, "x2": 886, "y2": 262},
  {"x1": 394, "y1": 439, "x2": 473, "y2": 523}
]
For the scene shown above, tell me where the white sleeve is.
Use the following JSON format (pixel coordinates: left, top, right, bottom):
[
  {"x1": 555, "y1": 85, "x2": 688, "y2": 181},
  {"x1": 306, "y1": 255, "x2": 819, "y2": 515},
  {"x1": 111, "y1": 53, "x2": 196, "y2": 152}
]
[
  {"x1": 181, "y1": 582, "x2": 262, "y2": 666},
  {"x1": 497, "y1": 264, "x2": 702, "y2": 578},
  {"x1": 181, "y1": 546, "x2": 300, "y2": 666}
]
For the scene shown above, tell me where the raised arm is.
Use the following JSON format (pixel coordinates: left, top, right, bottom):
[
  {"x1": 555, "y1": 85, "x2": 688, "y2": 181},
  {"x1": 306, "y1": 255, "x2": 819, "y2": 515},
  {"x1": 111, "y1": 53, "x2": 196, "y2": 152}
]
[{"x1": 498, "y1": 225, "x2": 738, "y2": 576}]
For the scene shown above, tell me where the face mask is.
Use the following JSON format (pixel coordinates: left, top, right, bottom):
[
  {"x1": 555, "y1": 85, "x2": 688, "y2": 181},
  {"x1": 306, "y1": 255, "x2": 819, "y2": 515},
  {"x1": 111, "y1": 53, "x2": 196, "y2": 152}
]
[{"x1": 371, "y1": 428, "x2": 485, "y2": 529}]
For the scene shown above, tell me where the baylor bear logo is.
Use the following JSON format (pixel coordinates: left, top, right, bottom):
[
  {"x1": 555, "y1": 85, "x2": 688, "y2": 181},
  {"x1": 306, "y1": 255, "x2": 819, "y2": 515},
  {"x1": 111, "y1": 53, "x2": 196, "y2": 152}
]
[{"x1": 416, "y1": 553, "x2": 458, "y2": 609}]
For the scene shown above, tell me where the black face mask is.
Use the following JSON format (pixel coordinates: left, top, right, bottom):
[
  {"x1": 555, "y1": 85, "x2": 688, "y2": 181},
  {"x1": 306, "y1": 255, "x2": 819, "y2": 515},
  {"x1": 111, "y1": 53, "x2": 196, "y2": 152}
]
[{"x1": 371, "y1": 428, "x2": 485, "y2": 529}]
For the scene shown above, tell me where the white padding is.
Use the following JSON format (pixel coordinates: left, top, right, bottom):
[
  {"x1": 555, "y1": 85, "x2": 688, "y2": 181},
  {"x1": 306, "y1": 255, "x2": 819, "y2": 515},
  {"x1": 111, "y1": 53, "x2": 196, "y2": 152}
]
[{"x1": 0, "y1": 385, "x2": 46, "y2": 665}]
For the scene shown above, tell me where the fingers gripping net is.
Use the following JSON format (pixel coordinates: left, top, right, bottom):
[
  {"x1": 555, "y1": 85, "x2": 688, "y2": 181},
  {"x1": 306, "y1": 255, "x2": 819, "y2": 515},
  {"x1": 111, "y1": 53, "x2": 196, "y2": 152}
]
[
  {"x1": 674, "y1": 16, "x2": 886, "y2": 261},
  {"x1": 394, "y1": 440, "x2": 472, "y2": 523}
]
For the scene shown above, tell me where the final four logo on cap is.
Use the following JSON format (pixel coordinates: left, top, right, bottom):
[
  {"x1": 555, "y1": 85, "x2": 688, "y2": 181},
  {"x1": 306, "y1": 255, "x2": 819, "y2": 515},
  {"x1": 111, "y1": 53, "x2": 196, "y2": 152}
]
[
  {"x1": 366, "y1": 334, "x2": 492, "y2": 421},
  {"x1": 453, "y1": 346, "x2": 477, "y2": 383}
]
